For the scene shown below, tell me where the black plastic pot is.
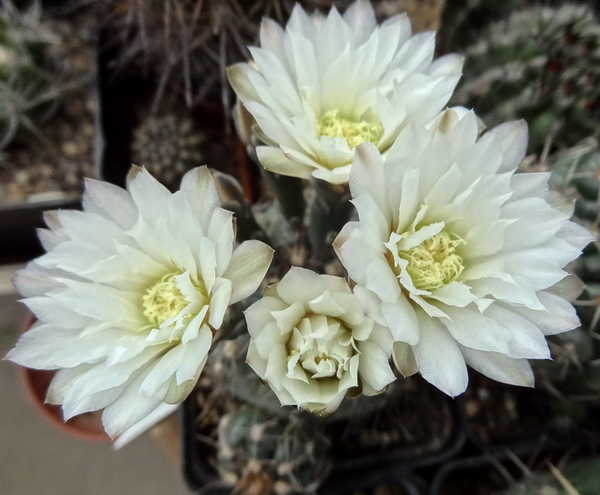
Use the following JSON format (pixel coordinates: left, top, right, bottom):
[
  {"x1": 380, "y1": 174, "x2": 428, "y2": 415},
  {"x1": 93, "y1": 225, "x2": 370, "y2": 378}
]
[
  {"x1": 0, "y1": 196, "x2": 80, "y2": 261},
  {"x1": 180, "y1": 377, "x2": 600, "y2": 495},
  {"x1": 180, "y1": 385, "x2": 468, "y2": 495},
  {"x1": 180, "y1": 392, "x2": 220, "y2": 493}
]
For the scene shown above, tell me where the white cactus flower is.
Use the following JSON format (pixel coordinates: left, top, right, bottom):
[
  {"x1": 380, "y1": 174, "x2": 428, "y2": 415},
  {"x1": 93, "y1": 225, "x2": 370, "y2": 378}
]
[
  {"x1": 334, "y1": 109, "x2": 593, "y2": 397},
  {"x1": 245, "y1": 267, "x2": 395, "y2": 416},
  {"x1": 228, "y1": 0, "x2": 463, "y2": 185},
  {"x1": 7, "y1": 166, "x2": 273, "y2": 437}
]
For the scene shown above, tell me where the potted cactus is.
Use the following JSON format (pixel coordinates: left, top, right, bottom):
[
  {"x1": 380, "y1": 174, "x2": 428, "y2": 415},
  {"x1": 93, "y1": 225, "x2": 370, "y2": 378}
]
[
  {"x1": 5, "y1": 1, "x2": 600, "y2": 495},
  {"x1": 0, "y1": 0, "x2": 97, "y2": 260}
]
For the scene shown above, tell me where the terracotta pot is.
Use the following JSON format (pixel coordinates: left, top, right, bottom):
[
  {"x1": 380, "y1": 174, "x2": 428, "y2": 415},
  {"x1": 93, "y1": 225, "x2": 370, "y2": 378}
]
[{"x1": 19, "y1": 313, "x2": 110, "y2": 441}]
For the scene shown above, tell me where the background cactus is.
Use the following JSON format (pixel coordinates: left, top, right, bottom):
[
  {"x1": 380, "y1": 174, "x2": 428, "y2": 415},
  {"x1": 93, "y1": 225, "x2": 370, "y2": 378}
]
[
  {"x1": 0, "y1": 0, "x2": 61, "y2": 150},
  {"x1": 449, "y1": 3, "x2": 600, "y2": 155},
  {"x1": 523, "y1": 140, "x2": 600, "y2": 427},
  {"x1": 438, "y1": 0, "x2": 600, "y2": 51},
  {"x1": 131, "y1": 113, "x2": 204, "y2": 190}
]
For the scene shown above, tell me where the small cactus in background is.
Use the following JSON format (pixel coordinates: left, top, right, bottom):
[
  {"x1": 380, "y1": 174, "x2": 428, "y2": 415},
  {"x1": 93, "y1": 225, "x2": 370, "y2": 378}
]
[
  {"x1": 0, "y1": 0, "x2": 58, "y2": 72},
  {"x1": 547, "y1": 139, "x2": 600, "y2": 289},
  {"x1": 0, "y1": 0, "x2": 62, "y2": 150},
  {"x1": 547, "y1": 138, "x2": 600, "y2": 231},
  {"x1": 217, "y1": 405, "x2": 331, "y2": 495},
  {"x1": 451, "y1": 3, "x2": 600, "y2": 155},
  {"x1": 0, "y1": 0, "x2": 97, "y2": 203},
  {"x1": 132, "y1": 113, "x2": 204, "y2": 190}
]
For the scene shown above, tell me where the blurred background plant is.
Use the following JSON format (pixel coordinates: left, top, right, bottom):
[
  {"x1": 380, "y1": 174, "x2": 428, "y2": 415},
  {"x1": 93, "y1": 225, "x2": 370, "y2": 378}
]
[
  {"x1": 100, "y1": 0, "x2": 283, "y2": 117},
  {"x1": 0, "y1": 0, "x2": 60, "y2": 151},
  {"x1": 0, "y1": 0, "x2": 96, "y2": 203},
  {"x1": 446, "y1": 3, "x2": 600, "y2": 155}
]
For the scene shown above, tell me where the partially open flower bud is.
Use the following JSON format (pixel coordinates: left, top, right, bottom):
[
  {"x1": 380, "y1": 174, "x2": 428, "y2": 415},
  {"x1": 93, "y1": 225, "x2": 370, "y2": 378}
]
[{"x1": 245, "y1": 267, "x2": 395, "y2": 417}]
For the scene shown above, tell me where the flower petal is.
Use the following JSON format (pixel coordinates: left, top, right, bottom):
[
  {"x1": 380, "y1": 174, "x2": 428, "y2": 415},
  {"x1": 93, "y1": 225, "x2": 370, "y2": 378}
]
[
  {"x1": 223, "y1": 240, "x2": 274, "y2": 305},
  {"x1": 460, "y1": 345, "x2": 534, "y2": 387},
  {"x1": 357, "y1": 340, "x2": 396, "y2": 392},
  {"x1": 412, "y1": 309, "x2": 468, "y2": 397},
  {"x1": 180, "y1": 166, "x2": 220, "y2": 233},
  {"x1": 380, "y1": 294, "x2": 420, "y2": 345}
]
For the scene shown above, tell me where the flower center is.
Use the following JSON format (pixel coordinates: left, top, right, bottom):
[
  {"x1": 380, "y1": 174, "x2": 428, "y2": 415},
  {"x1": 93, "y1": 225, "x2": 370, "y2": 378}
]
[
  {"x1": 399, "y1": 231, "x2": 466, "y2": 292},
  {"x1": 287, "y1": 316, "x2": 355, "y2": 380},
  {"x1": 318, "y1": 109, "x2": 383, "y2": 150},
  {"x1": 142, "y1": 273, "x2": 189, "y2": 327}
]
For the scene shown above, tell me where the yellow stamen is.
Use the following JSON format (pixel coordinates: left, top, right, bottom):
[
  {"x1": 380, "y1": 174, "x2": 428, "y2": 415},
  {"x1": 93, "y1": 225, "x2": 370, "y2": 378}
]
[
  {"x1": 142, "y1": 273, "x2": 189, "y2": 327},
  {"x1": 399, "y1": 231, "x2": 466, "y2": 292},
  {"x1": 318, "y1": 109, "x2": 383, "y2": 149}
]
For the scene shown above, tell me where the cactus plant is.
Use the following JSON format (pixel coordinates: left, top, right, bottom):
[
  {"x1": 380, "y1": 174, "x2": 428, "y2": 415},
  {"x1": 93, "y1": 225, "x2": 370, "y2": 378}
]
[
  {"x1": 217, "y1": 405, "x2": 331, "y2": 495},
  {"x1": 546, "y1": 139, "x2": 600, "y2": 294},
  {"x1": 526, "y1": 140, "x2": 600, "y2": 423},
  {"x1": 451, "y1": 3, "x2": 600, "y2": 155},
  {"x1": 131, "y1": 113, "x2": 204, "y2": 190},
  {"x1": 0, "y1": 0, "x2": 62, "y2": 150}
]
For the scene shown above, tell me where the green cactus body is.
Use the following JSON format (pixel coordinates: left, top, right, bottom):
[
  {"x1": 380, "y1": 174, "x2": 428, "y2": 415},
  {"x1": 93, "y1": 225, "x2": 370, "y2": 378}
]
[
  {"x1": 537, "y1": 140, "x2": 600, "y2": 417},
  {"x1": 132, "y1": 113, "x2": 204, "y2": 190},
  {"x1": 547, "y1": 140, "x2": 600, "y2": 275},
  {"x1": 453, "y1": 4, "x2": 600, "y2": 154}
]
